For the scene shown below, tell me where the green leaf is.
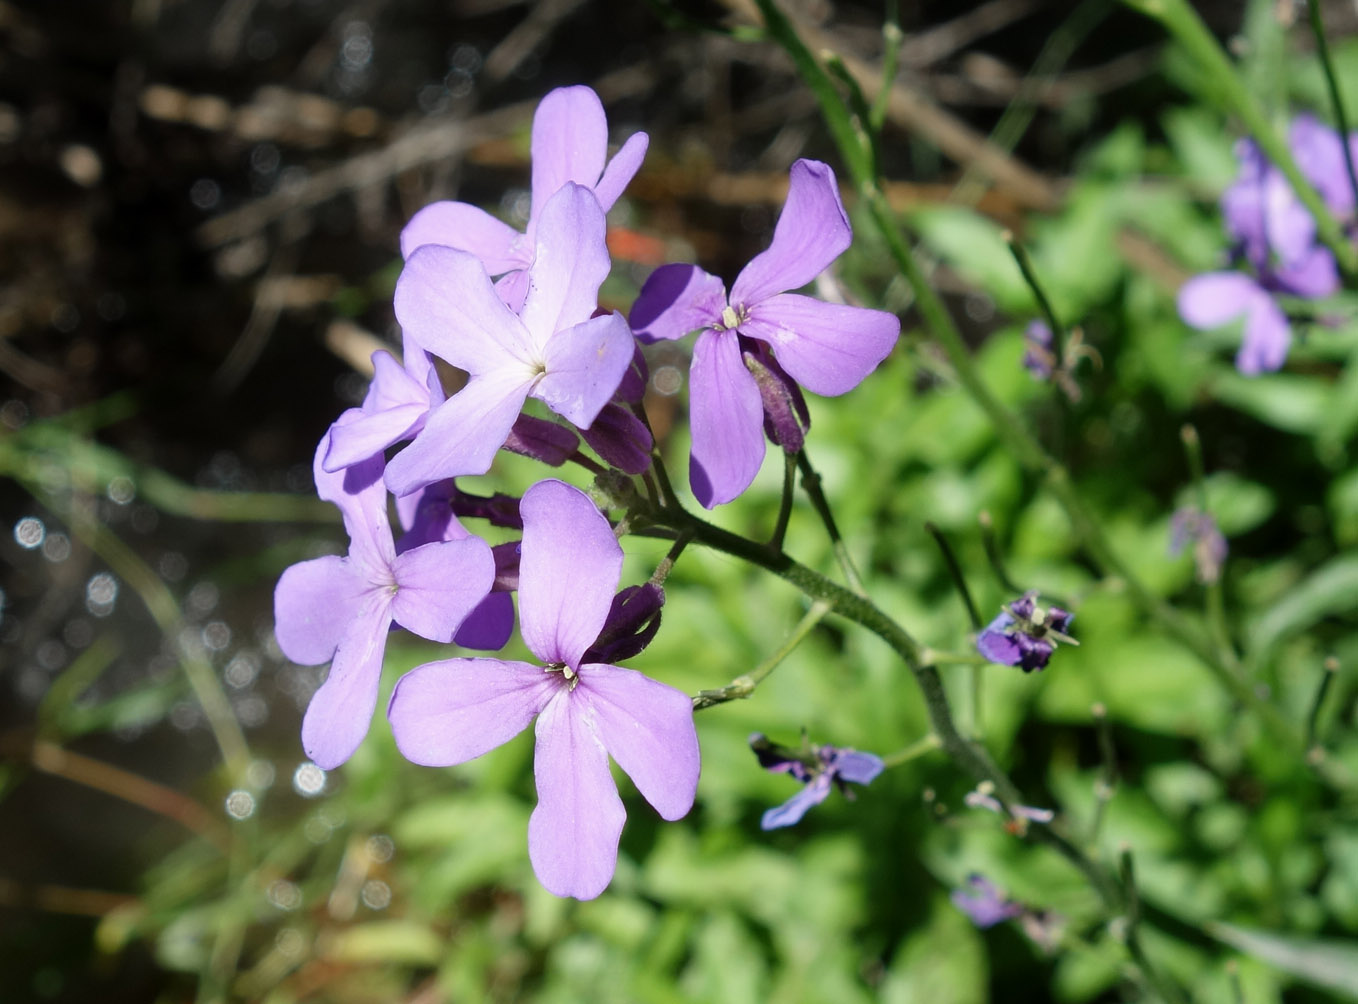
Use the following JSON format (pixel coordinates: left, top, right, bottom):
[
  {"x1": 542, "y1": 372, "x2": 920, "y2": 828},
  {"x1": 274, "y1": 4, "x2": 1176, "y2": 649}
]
[
  {"x1": 908, "y1": 206, "x2": 1030, "y2": 312},
  {"x1": 1207, "y1": 923, "x2": 1358, "y2": 1001},
  {"x1": 1248, "y1": 553, "x2": 1358, "y2": 660},
  {"x1": 1210, "y1": 371, "x2": 1332, "y2": 435}
]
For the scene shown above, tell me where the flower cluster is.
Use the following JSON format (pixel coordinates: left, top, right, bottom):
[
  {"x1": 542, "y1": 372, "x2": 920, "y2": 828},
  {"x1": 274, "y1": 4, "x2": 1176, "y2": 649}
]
[
  {"x1": 1179, "y1": 115, "x2": 1354, "y2": 374},
  {"x1": 273, "y1": 85, "x2": 901, "y2": 898}
]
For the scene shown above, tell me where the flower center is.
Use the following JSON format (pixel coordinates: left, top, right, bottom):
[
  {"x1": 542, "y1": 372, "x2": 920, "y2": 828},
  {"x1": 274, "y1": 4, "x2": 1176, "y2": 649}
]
[
  {"x1": 544, "y1": 662, "x2": 580, "y2": 690},
  {"x1": 716, "y1": 304, "x2": 745, "y2": 331}
]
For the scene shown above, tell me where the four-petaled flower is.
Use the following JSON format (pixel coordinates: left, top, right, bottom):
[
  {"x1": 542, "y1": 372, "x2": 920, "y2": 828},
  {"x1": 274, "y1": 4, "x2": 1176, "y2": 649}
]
[
  {"x1": 273, "y1": 431, "x2": 496, "y2": 769},
  {"x1": 400, "y1": 85, "x2": 648, "y2": 312},
  {"x1": 951, "y1": 874, "x2": 1025, "y2": 929},
  {"x1": 385, "y1": 182, "x2": 635, "y2": 496},
  {"x1": 386, "y1": 479, "x2": 700, "y2": 900},
  {"x1": 976, "y1": 592, "x2": 1076, "y2": 673},
  {"x1": 750, "y1": 732, "x2": 884, "y2": 829},
  {"x1": 630, "y1": 159, "x2": 900, "y2": 507}
]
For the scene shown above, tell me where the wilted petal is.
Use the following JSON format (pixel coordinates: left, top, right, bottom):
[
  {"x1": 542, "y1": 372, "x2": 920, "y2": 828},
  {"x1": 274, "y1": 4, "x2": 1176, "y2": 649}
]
[
  {"x1": 577, "y1": 663, "x2": 699, "y2": 820},
  {"x1": 630, "y1": 264, "x2": 727, "y2": 343},
  {"x1": 530, "y1": 86, "x2": 609, "y2": 220},
  {"x1": 454, "y1": 591, "x2": 516, "y2": 650},
  {"x1": 741, "y1": 293, "x2": 899, "y2": 397},
  {"x1": 301, "y1": 594, "x2": 392, "y2": 769},
  {"x1": 518, "y1": 479, "x2": 622, "y2": 667},
  {"x1": 399, "y1": 200, "x2": 526, "y2": 274},
  {"x1": 688, "y1": 329, "x2": 766, "y2": 508},
  {"x1": 384, "y1": 372, "x2": 534, "y2": 495},
  {"x1": 593, "y1": 131, "x2": 649, "y2": 211},
  {"x1": 1236, "y1": 294, "x2": 1292, "y2": 375},
  {"x1": 976, "y1": 612, "x2": 1023, "y2": 666},
  {"x1": 502, "y1": 413, "x2": 580, "y2": 467},
  {"x1": 534, "y1": 311, "x2": 635, "y2": 429},
  {"x1": 761, "y1": 772, "x2": 833, "y2": 830},
  {"x1": 528, "y1": 690, "x2": 627, "y2": 899},
  {"x1": 388, "y1": 657, "x2": 558, "y2": 765},
  {"x1": 390, "y1": 536, "x2": 496, "y2": 642},
  {"x1": 579, "y1": 401, "x2": 652, "y2": 474},
  {"x1": 394, "y1": 244, "x2": 536, "y2": 373},
  {"x1": 273, "y1": 555, "x2": 364, "y2": 665},
  {"x1": 1177, "y1": 273, "x2": 1256, "y2": 329},
  {"x1": 520, "y1": 184, "x2": 612, "y2": 350},
  {"x1": 731, "y1": 159, "x2": 852, "y2": 306}
]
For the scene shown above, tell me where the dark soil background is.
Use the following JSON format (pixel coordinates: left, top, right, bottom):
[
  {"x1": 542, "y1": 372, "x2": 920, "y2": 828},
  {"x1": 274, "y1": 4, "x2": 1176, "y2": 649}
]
[{"x1": 0, "y1": 1, "x2": 1345, "y2": 1001}]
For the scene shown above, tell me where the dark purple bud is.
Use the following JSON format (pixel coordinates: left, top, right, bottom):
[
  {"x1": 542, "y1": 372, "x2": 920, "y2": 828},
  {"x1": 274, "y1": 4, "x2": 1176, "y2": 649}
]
[
  {"x1": 615, "y1": 343, "x2": 649, "y2": 404},
  {"x1": 744, "y1": 344, "x2": 810, "y2": 453},
  {"x1": 451, "y1": 491, "x2": 523, "y2": 530},
  {"x1": 502, "y1": 413, "x2": 579, "y2": 467},
  {"x1": 583, "y1": 582, "x2": 664, "y2": 664},
  {"x1": 490, "y1": 541, "x2": 520, "y2": 593},
  {"x1": 579, "y1": 402, "x2": 653, "y2": 474}
]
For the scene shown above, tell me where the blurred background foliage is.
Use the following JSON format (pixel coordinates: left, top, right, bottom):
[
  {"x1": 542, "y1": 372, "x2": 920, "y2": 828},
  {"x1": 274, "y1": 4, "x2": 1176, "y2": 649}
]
[{"x1": 3, "y1": 0, "x2": 1358, "y2": 1001}]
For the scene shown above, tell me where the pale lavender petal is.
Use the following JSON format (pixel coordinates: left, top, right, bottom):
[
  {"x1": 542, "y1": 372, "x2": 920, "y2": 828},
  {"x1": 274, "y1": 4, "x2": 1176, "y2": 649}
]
[
  {"x1": 301, "y1": 593, "x2": 392, "y2": 769},
  {"x1": 495, "y1": 270, "x2": 531, "y2": 313},
  {"x1": 740, "y1": 294, "x2": 899, "y2": 396},
  {"x1": 394, "y1": 244, "x2": 536, "y2": 373},
  {"x1": 325, "y1": 403, "x2": 428, "y2": 472},
  {"x1": 534, "y1": 311, "x2": 635, "y2": 428},
  {"x1": 1262, "y1": 169, "x2": 1316, "y2": 267},
  {"x1": 832, "y1": 750, "x2": 885, "y2": 785},
  {"x1": 384, "y1": 372, "x2": 534, "y2": 496},
  {"x1": 399, "y1": 200, "x2": 527, "y2": 273},
  {"x1": 519, "y1": 183, "x2": 611, "y2": 351},
  {"x1": 453, "y1": 591, "x2": 515, "y2": 650},
  {"x1": 577, "y1": 663, "x2": 699, "y2": 820},
  {"x1": 976, "y1": 612, "x2": 1022, "y2": 666},
  {"x1": 593, "y1": 131, "x2": 649, "y2": 211},
  {"x1": 530, "y1": 86, "x2": 608, "y2": 219},
  {"x1": 528, "y1": 690, "x2": 627, "y2": 900},
  {"x1": 387, "y1": 657, "x2": 558, "y2": 765},
  {"x1": 1275, "y1": 244, "x2": 1340, "y2": 299},
  {"x1": 1177, "y1": 273, "x2": 1255, "y2": 329},
  {"x1": 629, "y1": 263, "x2": 727, "y2": 343},
  {"x1": 390, "y1": 536, "x2": 496, "y2": 642},
  {"x1": 312, "y1": 430, "x2": 395, "y2": 572},
  {"x1": 688, "y1": 329, "x2": 765, "y2": 508},
  {"x1": 273, "y1": 555, "x2": 364, "y2": 665},
  {"x1": 1236, "y1": 294, "x2": 1292, "y2": 375},
  {"x1": 1291, "y1": 114, "x2": 1353, "y2": 213},
  {"x1": 761, "y1": 772, "x2": 833, "y2": 830},
  {"x1": 731, "y1": 159, "x2": 852, "y2": 306},
  {"x1": 518, "y1": 479, "x2": 621, "y2": 667}
]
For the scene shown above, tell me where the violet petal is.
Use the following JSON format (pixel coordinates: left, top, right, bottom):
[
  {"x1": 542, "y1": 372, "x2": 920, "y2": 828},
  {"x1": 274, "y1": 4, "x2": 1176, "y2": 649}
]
[{"x1": 688, "y1": 329, "x2": 766, "y2": 508}]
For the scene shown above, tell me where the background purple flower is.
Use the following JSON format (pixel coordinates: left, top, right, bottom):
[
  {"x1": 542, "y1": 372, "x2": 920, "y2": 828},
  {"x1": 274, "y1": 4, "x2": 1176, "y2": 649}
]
[
  {"x1": 750, "y1": 733, "x2": 883, "y2": 829},
  {"x1": 386, "y1": 479, "x2": 699, "y2": 900},
  {"x1": 952, "y1": 874, "x2": 1025, "y2": 928}
]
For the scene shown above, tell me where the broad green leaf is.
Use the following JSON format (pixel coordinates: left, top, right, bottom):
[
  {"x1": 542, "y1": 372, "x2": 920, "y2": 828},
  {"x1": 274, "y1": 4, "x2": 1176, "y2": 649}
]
[
  {"x1": 323, "y1": 921, "x2": 443, "y2": 966},
  {"x1": 1207, "y1": 923, "x2": 1358, "y2": 1001},
  {"x1": 1247, "y1": 553, "x2": 1358, "y2": 659}
]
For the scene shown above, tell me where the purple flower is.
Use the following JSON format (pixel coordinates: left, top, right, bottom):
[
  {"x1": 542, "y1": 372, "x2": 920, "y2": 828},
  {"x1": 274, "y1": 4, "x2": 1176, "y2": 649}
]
[
  {"x1": 964, "y1": 783, "x2": 1054, "y2": 826},
  {"x1": 1182, "y1": 116, "x2": 1348, "y2": 375},
  {"x1": 386, "y1": 479, "x2": 699, "y2": 900},
  {"x1": 385, "y1": 182, "x2": 635, "y2": 496},
  {"x1": 976, "y1": 591, "x2": 1075, "y2": 673},
  {"x1": 1169, "y1": 506, "x2": 1227, "y2": 584},
  {"x1": 1021, "y1": 320, "x2": 1054, "y2": 379},
  {"x1": 951, "y1": 874, "x2": 1025, "y2": 928},
  {"x1": 324, "y1": 333, "x2": 443, "y2": 473},
  {"x1": 273, "y1": 431, "x2": 496, "y2": 769},
  {"x1": 750, "y1": 733, "x2": 884, "y2": 829},
  {"x1": 400, "y1": 85, "x2": 648, "y2": 311},
  {"x1": 630, "y1": 159, "x2": 900, "y2": 507}
]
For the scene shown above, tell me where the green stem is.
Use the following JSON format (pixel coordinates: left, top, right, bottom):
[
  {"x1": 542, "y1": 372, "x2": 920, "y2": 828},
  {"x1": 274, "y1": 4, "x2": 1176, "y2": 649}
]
[
  {"x1": 770, "y1": 451, "x2": 796, "y2": 551},
  {"x1": 796, "y1": 450, "x2": 866, "y2": 594},
  {"x1": 693, "y1": 600, "x2": 830, "y2": 710},
  {"x1": 880, "y1": 731, "x2": 940, "y2": 768},
  {"x1": 1006, "y1": 231, "x2": 1068, "y2": 361},
  {"x1": 1122, "y1": 0, "x2": 1357, "y2": 275}
]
